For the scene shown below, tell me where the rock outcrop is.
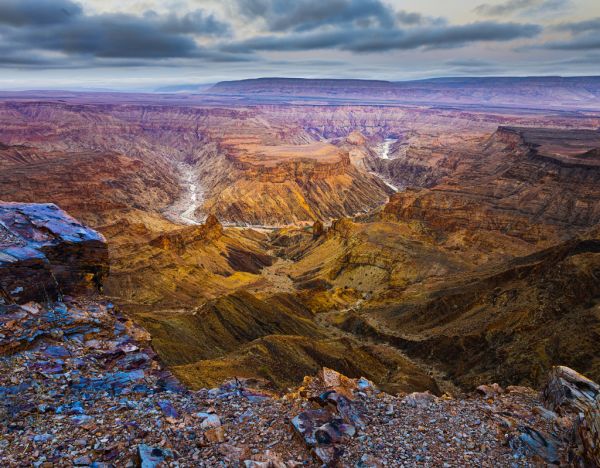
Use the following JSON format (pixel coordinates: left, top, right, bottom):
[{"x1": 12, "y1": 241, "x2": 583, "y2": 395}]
[
  {"x1": 543, "y1": 366, "x2": 600, "y2": 466},
  {"x1": 0, "y1": 203, "x2": 108, "y2": 304},
  {"x1": 149, "y1": 214, "x2": 224, "y2": 252},
  {"x1": 203, "y1": 147, "x2": 392, "y2": 225}
]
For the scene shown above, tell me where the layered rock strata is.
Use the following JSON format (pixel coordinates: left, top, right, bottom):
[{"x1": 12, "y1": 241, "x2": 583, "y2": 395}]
[{"x1": 0, "y1": 203, "x2": 108, "y2": 304}]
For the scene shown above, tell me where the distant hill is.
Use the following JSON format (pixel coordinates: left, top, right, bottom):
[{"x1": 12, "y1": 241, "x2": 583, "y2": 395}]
[
  {"x1": 205, "y1": 76, "x2": 600, "y2": 110},
  {"x1": 154, "y1": 83, "x2": 214, "y2": 93}
]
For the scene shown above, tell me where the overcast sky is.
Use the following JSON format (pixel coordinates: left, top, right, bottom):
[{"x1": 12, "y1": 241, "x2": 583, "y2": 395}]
[{"x1": 0, "y1": 0, "x2": 599, "y2": 90}]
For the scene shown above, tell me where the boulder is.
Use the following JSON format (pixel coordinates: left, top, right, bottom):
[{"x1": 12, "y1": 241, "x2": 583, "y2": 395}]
[
  {"x1": 0, "y1": 202, "x2": 108, "y2": 304},
  {"x1": 312, "y1": 220, "x2": 324, "y2": 238},
  {"x1": 136, "y1": 445, "x2": 173, "y2": 468},
  {"x1": 542, "y1": 366, "x2": 599, "y2": 414},
  {"x1": 291, "y1": 408, "x2": 353, "y2": 464},
  {"x1": 243, "y1": 450, "x2": 289, "y2": 468},
  {"x1": 205, "y1": 426, "x2": 226, "y2": 443},
  {"x1": 402, "y1": 391, "x2": 437, "y2": 408},
  {"x1": 476, "y1": 383, "x2": 505, "y2": 399}
]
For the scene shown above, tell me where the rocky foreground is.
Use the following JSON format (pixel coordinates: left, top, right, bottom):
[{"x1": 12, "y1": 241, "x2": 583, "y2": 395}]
[{"x1": 1, "y1": 296, "x2": 599, "y2": 467}]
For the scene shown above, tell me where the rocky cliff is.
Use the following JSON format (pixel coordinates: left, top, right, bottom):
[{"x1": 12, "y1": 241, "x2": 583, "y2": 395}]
[
  {"x1": 0, "y1": 141, "x2": 179, "y2": 228},
  {"x1": 382, "y1": 126, "x2": 600, "y2": 254},
  {"x1": 0, "y1": 203, "x2": 108, "y2": 304},
  {"x1": 332, "y1": 230, "x2": 600, "y2": 390}
]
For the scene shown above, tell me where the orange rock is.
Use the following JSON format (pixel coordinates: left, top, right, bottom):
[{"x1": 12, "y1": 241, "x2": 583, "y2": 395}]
[{"x1": 204, "y1": 426, "x2": 226, "y2": 443}]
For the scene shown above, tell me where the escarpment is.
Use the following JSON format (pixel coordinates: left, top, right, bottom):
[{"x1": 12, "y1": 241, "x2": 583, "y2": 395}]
[
  {"x1": 382, "y1": 126, "x2": 600, "y2": 255},
  {"x1": 0, "y1": 142, "x2": 179, "y2": 228}
]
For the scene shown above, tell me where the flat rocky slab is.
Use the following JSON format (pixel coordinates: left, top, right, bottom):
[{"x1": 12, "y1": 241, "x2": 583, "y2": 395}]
[{"x1": 0, "y1": 202, "x2": 108, "y2": 304}]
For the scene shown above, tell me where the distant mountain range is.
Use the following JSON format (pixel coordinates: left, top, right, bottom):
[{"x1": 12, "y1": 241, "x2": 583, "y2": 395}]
[{"x1": 199, "y1": 76, "x2": 600, "y2": 110}]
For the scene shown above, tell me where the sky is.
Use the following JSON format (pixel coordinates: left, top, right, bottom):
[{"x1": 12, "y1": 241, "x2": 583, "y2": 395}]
[{"x1": 0, "y1": 0, "x2": 599, "y2": 90}]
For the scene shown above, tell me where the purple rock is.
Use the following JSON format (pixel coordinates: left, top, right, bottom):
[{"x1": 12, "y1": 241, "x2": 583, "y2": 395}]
[
  {"x1": 43, "y1": 345, "x2": 69, "y2": 358},
  {"x1": 157, "y1": 400, "x2": 179, "y2": 419}
]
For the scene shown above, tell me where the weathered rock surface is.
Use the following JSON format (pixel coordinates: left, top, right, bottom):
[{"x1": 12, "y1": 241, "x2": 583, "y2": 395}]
[
  {"x1": 543, "y1": 366, "x2": 600, "y2": 466},
  {"x1": 0, "y1": 202, "x2": 108, "y2": 304}
]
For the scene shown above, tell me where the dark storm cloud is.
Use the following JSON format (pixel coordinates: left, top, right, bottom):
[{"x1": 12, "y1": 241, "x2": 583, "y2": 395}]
[
  {"x1": 0, "y1": 0, "x2": 82, "y2": 26},
  {"x1": 9, "y1": 15, "x2": 202, "y2": 58},
  {"x1": 223, "y1": 21, "x2": 541, "y2": 53},
  {"x1": 542, "y1": 36, "x2": 600, "y2": 51},
  {"x1": 230, "y1": 0, "x2": 536, "y2": 54},
  {"x1": 0, "y1": 2, "x2": 236, "y2": 66},
  {"x1": 474, "y1": 0, "x2": 570, "y2": 16},
  {"x1": 0, "y1": 0, "x2": 547, "y2": 73},
  {"x1": 235, "y1": 0, "x2": 396, "y2": 31},
  {"x1": 354, "y1": 22, "x2": 541, "y2": 52}
]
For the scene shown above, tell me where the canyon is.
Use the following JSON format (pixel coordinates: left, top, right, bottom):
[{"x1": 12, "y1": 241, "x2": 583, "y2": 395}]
[{"x1": 1, "y1": 77, "x2": 599, "y2": 466}]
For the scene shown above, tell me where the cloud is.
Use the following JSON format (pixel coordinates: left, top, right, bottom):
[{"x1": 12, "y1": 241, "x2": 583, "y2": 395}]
[
  {"x1": 555, "y1": 17, "x2": 600, "y2": 35},
  {"x1": 368, "y1": 22, "x2": 541, "y2": 52},
  {"x1": 443, "y1": 58, "x2": 504, "y2": 75},
  {"x1": 0, "y1": 0, "x2": 82, "y2": 26},
  {"x1": 145, "y1": 10, "x2": 230, "y2": 36},
  {"x1": 542, "y1": 36, "x2": 600, "y2": 51},
  {"x1": 541, "y1": 17, "x2": 600, "y2": 51},
  {"x1": 474, "y1": 0, "x2": 570, "y2": 17},
  {"x1": 235, "y1": 0, "x2": 396, "y2": 31},
  {"x1": 396, "y1": 10, "x2": 428, "y2": 26},
  {"x1": 0, "y1": 0, "x2": 563, "y2": 77},
  {"x1": 0, "y1": 2, "x2": 237, "y2": 66},
  {"x1": 229, "y1": 0, "x2": 539, "y2": 54},
  {"x1": 445, "y1": 59, "x2": 495, "y2": 67},
  {"x1": 223, "y1": 21, "x2": 541, "y2": 53}
]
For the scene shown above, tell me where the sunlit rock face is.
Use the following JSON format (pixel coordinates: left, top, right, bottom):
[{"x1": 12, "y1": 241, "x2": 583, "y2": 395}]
[
  {"x1": 382, "y1": 126, "x2": 600, "y2": 249},
  {"x1": 0, "y1": 141, "x2": 180, "y2": 229},
  {"x1": 0, "y1": 203, "x2": 108, "y2": 304}
]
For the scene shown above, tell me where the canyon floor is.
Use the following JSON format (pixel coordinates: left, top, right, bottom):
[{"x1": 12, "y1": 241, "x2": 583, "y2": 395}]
[{"x1": 0, "y1": 78, "x2": 599, "y2": 466}]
